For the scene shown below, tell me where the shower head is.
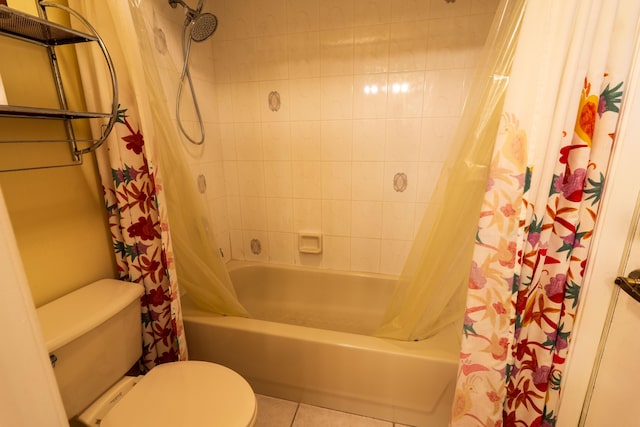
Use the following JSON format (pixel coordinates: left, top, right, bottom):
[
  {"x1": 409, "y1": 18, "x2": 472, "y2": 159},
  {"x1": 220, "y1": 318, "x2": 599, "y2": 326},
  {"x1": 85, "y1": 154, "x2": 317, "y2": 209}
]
[
  {"x1": 189, "y1": 12, "x2": 217, "y2": 42},
  {"x1": 169, "y1": 0, "x2": 217, "y2": 42}
]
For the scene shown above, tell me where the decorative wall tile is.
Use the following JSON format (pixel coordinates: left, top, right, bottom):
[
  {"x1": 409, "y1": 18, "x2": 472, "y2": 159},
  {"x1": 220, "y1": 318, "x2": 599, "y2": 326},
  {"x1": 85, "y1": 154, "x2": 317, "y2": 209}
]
[
  {"x1": 260, "y1": 81, "x2": 290, "y2": 121},
  {"x1": 250, "y1": 238, "x2": 262, "y2": 254},
  {"x1": 197, "y1": 174, "x2": 207, "y2": 194},
  {"x1": 383, "y1": 162, "x2": 417, "y2": 202},
  {"x1": 244, "y1": 230, "x2": 269, "y2": 261},
  {"x1": 268, "y1": 90, "x2": 282, "y2": 111},
  {"x1": 393, "y1": 172, "x2": 408, "y2": 192}
]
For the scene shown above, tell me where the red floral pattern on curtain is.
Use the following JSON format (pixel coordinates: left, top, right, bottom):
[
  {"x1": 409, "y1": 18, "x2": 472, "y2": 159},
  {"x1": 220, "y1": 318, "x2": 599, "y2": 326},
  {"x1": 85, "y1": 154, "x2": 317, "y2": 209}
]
[
  {"x1": 101, "y1": 106, "x2": 181, "y2": 370},
  {"x1": 451, "y1": 1, "x2": 639, "y2": 425}
]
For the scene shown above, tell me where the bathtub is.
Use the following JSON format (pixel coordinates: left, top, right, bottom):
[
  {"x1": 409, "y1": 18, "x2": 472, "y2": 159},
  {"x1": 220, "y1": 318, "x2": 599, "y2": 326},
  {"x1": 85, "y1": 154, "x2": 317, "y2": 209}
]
[{"x1": 182, "y1": 261, "x2": 460, "y2": 427}]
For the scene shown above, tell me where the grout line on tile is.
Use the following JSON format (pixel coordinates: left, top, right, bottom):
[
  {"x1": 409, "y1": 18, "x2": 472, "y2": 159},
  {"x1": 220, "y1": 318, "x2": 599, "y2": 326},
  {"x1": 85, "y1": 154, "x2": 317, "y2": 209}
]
[{"x1": 290, "y1": 402, "x2": 301, "y2": 427}]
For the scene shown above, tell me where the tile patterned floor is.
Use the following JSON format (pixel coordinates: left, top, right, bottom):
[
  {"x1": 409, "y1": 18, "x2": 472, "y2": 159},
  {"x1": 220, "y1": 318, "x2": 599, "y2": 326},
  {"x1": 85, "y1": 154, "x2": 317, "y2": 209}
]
[{"x1": 254, "y1": 394, "x2": 413, "y2": 427}]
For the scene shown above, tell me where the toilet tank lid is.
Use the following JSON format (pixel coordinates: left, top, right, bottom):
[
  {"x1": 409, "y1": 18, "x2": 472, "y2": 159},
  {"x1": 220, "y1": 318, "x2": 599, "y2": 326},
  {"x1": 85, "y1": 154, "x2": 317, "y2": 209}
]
[{"x1": 36, "y1": 279, "x2": 145, "y2": 352}]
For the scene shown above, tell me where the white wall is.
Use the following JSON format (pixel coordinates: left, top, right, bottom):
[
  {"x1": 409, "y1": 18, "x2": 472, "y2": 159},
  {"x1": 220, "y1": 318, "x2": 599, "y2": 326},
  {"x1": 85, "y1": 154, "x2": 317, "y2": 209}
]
[{"x1": 0, "y1": 187, "x2": 68, "y2": 427}]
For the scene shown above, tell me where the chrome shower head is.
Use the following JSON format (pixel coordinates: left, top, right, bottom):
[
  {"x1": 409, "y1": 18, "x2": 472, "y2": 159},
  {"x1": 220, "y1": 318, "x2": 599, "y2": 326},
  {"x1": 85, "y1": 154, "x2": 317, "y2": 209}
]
[
  {"x1": 189, "y1": 12, "x2": 217, "y2": 42},
  {"x1": 169, "y1": 0, "x2": 217, "y2": 42}
]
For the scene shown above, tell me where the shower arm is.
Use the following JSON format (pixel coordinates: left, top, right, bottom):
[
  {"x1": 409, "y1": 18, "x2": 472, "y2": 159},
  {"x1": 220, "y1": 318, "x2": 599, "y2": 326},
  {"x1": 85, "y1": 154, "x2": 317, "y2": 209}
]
[{"x1": 168, "y1": 0, "x2": 201, "y2": 21}]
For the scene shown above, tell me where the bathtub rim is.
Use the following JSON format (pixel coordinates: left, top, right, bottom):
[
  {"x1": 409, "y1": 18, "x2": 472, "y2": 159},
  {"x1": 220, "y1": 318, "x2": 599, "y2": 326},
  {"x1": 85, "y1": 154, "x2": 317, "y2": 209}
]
[{"x1": 224, "y1": 259, "x2": 401, "y2": 282}]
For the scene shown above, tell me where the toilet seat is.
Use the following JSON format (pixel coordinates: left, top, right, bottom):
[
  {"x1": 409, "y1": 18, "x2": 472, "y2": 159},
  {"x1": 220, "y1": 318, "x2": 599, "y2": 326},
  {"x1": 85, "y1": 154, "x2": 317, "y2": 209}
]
[{"x1": 100, "y1": 361, "x2": 257, "y2": 427}]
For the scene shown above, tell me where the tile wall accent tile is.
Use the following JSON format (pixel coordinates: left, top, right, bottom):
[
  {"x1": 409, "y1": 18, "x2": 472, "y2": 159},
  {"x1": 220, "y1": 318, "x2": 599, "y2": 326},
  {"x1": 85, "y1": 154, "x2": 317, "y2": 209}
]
[{"x1": 163, "y1": 0, "x2": 500, "y2": 273}]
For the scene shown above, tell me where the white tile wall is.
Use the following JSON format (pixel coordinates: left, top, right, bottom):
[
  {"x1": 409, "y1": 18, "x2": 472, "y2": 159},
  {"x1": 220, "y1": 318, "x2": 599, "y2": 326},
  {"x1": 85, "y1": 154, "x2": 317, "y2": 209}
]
[{"x1": 146, "y1": 0, "x2": 499, "y2": 275}]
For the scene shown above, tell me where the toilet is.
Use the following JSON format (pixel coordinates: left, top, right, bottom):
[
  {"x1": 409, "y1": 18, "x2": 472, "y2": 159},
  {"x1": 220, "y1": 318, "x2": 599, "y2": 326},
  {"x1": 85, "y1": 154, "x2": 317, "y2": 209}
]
[{"x1": 36, "y1": 279, "x2": 257, "y2": 426}]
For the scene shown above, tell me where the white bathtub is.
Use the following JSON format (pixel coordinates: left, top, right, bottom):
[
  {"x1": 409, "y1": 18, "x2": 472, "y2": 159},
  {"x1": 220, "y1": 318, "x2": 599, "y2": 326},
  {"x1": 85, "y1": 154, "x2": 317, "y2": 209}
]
[{"x1": 182, "y1": 262, "x2": 460, "y2": 427}]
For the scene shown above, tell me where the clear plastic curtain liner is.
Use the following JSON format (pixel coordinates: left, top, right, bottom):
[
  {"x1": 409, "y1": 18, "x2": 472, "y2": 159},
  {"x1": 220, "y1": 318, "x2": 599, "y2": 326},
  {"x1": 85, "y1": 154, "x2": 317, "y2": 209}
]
[
  {"x1": 71, "y1": 0, "x2": 248, "y2": 317},
  {"x1": 375, "y1": 0, "x2": 526, "y2": 341},
  {"x1": 125, "y1": 0, "x2": 249, "y2": 317}
]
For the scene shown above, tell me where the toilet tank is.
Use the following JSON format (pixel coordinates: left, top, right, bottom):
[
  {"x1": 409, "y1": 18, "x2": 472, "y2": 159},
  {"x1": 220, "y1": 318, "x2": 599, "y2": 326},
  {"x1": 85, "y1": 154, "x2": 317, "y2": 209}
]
[{"x1": 36, "y1": 279, "x2": 145, "y2": 418}]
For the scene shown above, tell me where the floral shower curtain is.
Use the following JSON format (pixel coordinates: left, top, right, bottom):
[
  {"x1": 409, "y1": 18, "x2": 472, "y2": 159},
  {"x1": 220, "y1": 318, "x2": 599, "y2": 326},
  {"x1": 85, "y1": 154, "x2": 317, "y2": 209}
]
[
  {"x1": 452, "y1": 0, "x2": 640, "y2": 426},
  {"x1": 68, "y1": 0, "x2": 188, "y2": 369},
  {"x1": 101, "y1": 107, "x2": 186, "y2": 369}
]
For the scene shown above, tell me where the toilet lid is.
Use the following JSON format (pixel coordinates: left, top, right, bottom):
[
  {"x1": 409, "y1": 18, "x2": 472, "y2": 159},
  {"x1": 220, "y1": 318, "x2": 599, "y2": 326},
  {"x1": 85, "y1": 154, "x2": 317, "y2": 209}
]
[{"x1": 101, "y1": 361, "x2": 256, "y2": 427}]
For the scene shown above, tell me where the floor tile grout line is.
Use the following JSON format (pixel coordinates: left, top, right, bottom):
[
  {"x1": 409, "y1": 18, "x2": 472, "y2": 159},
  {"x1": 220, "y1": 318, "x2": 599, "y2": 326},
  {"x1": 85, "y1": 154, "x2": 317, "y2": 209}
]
[{"x1": 289, "y1": 402, "x2": 301, "y2": 427}]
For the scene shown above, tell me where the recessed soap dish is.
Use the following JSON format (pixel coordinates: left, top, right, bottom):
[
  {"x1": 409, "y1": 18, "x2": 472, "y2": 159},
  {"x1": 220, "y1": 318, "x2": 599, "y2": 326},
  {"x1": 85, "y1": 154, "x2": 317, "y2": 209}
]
[{"x1": 298, "y1": 232, "x2": 322, "y2": 254}]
